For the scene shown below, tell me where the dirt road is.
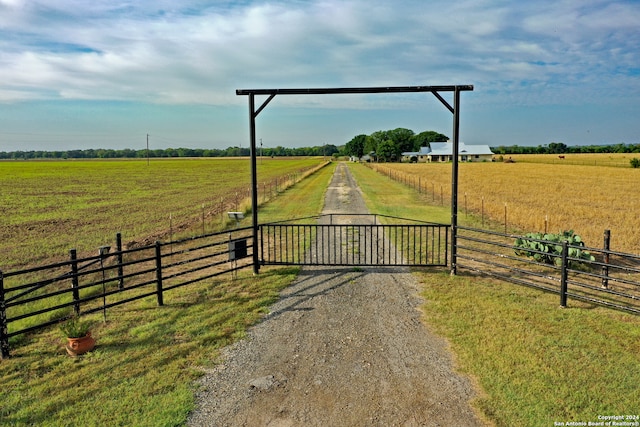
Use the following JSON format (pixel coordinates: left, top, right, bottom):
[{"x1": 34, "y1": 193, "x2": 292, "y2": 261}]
[{"x1": 188, "y1": 163, "x2": 484, "y2": 426}]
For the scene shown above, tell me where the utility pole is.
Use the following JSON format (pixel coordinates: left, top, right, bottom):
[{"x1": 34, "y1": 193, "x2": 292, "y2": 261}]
[{"x1": 146, "y1": 133, "x2": 150, "y2": 166}]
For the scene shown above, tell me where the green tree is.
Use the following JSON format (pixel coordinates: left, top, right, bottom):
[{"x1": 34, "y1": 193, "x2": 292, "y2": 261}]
[
  {"x1": 323, "y1": 144, "x2": 339, "y2": 157},
  {"x1": 388, "y1": 128, "x2": 415, "y2": 153},
  {"x1": 548, "y1": 142, "x2": 568, "y2": 154},
  {"x1": 345, "y1": 134, "x2": 366, "y2": 158},
  {"x1": 412, "y1": 130, "x2": 448, "y2": 150},
  {"x1": 365, "y1": 130, "x2": 390, "y2": 155},
  {"x1": 377, "y1": 139, "x2": 398, "y2": 162}
]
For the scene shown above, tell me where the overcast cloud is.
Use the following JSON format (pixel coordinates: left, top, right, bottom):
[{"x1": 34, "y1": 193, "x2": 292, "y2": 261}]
[{"x1": 0, "y1": 0, "x2": 638, "y2": 150}]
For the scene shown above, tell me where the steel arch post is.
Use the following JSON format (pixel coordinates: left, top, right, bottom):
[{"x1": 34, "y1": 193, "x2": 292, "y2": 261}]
[
  {"x1": 249, "y1": 94, "x2": 260, "y2": 274},
  {"x1": 450, "y1": 87, "x2": 461, "y2": 275}
]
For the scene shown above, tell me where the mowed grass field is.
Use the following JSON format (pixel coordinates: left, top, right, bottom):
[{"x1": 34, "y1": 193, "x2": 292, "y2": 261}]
[
  {"x1": 0, "y1": 157, "x2": 326, "y2": 270},
  {"x1": 369, "y1": 157, "x2": 640, "y2": 254}
]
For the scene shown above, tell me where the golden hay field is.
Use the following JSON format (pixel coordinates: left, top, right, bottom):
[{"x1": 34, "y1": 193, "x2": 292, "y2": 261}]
[
  {"x1": 370, "y1": 160, "x2": 640, "y2": 255},
  {"x1": 506, "y1": 152, "x2": 639, "y2": 168}
]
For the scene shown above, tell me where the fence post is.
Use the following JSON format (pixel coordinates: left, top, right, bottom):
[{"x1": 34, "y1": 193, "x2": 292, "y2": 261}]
[
  {"x1": 70, "y1": 249, "x2": 80, "y2": 315},
  {"x1": 154, "y1": 241, "x2": 164, "y2": 307},
  {"x1": 464, "y1": 192, "x2": 467, "y2": 217},
  {"x1": 560, "y1": 241, "x2": 568, "y2": 308},
  {"x1": 116, "y1": 232, "x2": 124, "y2": 289},
  {"x1": 0, "y1": 270, "x2": 10, "y2": 359},
  {"x1": 504, "y1": 203, "x2": 508, "y2": 234},
  {"x1": 602, "y1": 229, "x2": 610, "y2": 289}
]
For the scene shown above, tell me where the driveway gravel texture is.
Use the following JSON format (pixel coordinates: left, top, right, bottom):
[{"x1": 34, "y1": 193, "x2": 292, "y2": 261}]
[{"x1": 188, "y1": 163, "x2": 485, "y2": 426}]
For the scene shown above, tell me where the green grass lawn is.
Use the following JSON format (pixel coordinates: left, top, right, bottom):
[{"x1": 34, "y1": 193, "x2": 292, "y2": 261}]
[
  {"x1": 420, "y1": 273, "x2": 640, "y2": 426},
  {"x1": 0, "y1": 157, "x2": 325, "y2": 269},
  {"x1": 347, "y1": 162, "x2": 451, "y2": 224},
  {"x1": 347, "y1": 162, "x2": 640, "y2": 426},
  {"x1": 0, "y1": 162, "x2": 335, "y2": 426}
]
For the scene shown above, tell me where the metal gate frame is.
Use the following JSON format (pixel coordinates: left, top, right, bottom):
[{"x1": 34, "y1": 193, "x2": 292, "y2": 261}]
[
  {"x1": 259, "y1": 214, "x2": 450, "y2": 267},
  {"x1": 236, "y1": 85, "x2": 473, "y2": 274}
]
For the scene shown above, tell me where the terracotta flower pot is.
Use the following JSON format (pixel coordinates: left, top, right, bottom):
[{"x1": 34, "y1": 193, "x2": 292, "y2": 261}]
[{"x1": 65, "y1": 333, "x2": 96, "y2": 356}]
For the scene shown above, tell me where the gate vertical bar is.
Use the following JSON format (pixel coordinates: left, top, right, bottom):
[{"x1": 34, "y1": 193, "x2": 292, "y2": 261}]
[
  {"x1": 70, "y1": 249, "x2": 80, "y2": 315},
  {"x1": 0, "y1": 270, "x2": 9, "y2": 359},
  {"x1": 602, "y1": 229, "x2": 610, "y2": 289},
  {"x1": 249, "y1": 93, "x2": 260, "y2": 274},
  {"x1": 155, "y1": 241, "x2": 164, "y2": 306},
  {"x1": 259, "y1": 224, "x2": 265, "y2": 265},
  {"x1": 450, "y1": 86, "x2": 461, "y2": 275},
  {"x1": 116, "y1": 232, "x2": 124, "y2": 289},
  {"x1": 560, "y1": 241, "x2": 569, "y2": 307}
]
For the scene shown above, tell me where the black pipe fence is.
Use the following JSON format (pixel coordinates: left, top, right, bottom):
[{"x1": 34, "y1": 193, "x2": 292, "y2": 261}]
[
  {"x1": 3, "y1": 220, "x2": 639, "y2": 359},
  {"x1": 455, "y1": 225, "x2": 640, "y2": 314},
  {"x1": 0, "y1": 227, "x2": 253, "y2": 359}
]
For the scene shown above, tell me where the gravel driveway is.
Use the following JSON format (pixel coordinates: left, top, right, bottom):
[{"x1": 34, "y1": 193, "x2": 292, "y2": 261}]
[{"x1": 188, "y1": 163, "x2": 485, "y2": 426}]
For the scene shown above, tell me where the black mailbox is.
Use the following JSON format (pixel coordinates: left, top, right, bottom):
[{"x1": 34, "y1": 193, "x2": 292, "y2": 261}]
[{"x1": 229, "y1": 238, "x2": 248, "y2": 261}]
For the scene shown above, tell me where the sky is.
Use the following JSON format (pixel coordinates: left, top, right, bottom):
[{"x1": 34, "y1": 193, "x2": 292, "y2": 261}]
[{"x1": 0, "y1": 0, "x2": 639, "y2": 152}]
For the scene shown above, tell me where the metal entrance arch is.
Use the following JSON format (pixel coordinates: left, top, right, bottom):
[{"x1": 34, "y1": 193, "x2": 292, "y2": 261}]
[{"x1": 236, "y1": 85, "x2": 474, "y2": 274}]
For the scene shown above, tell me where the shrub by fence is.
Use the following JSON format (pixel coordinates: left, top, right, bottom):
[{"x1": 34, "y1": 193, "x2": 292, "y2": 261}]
[{"x1": 0, "y1": 227, "x2": 254, "y2": 358}]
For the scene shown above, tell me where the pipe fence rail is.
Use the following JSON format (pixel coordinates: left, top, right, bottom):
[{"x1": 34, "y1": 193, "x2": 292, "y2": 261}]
[
  {"x1": 455, "y1": 225, "x2": 640, "y2": 314},
  {"x1": 0, "y1": 227, "x2": 253, "y2": 358}
]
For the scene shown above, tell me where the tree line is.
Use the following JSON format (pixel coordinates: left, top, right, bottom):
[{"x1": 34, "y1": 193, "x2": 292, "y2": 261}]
[
  {"x1": 0, "y1": 128, "x2": 447, "y2": 161},
  {"x1": 0, "y1": 144, "x2": 340, "y2": 160},
  {"x1": 492, "y1": 142, "x2": 640, "y2": 155},
  {"x1": 3, "y1": 137, "x2": 638, "y2": 161}
]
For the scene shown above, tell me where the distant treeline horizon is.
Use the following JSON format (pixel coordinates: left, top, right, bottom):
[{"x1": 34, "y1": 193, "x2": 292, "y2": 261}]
[
  {"x1": 491, "y1": 142, "x2": 640, "y2": 155},
  {"x1": 0, "y1": 144, "x2": 340, "y2": 160},
  {"x1": 1, "y1": 142, "x2": 639, "y2": 160}
]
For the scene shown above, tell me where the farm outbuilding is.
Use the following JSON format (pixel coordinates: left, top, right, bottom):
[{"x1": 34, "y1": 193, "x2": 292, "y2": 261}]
[{"x1": 402, "y1": 141, "x2": 494, "y2": 163}]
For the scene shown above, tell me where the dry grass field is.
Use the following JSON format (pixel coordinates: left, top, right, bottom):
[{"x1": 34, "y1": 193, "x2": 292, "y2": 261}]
[
  {"x1": 370, "y1": 159, "x2": 640, "y2": 255},
  {"x1": 506, "y1": 152, "x2": 639, "y2": 168}
]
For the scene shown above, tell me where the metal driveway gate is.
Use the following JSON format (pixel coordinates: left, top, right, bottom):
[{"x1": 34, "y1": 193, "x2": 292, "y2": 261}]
[{"x1": 259, "y1": 215, "x2": 449, "y2": 267}]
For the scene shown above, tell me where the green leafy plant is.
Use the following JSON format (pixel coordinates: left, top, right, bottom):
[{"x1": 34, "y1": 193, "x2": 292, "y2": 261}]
[
  {"x1": 514, "y1": 230, "x2": 595, "y2": 266},
  {"x1": 630, "y1": 158, "x2": 640, "y2": 168},
  {"x1": 58, "y1": 315, "x2": 93, "y2": 338}
]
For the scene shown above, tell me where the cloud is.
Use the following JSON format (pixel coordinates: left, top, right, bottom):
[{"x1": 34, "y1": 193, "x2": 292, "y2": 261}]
[{"x1": 0, "y1": 0, "x2": 638, "y2": 110}]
